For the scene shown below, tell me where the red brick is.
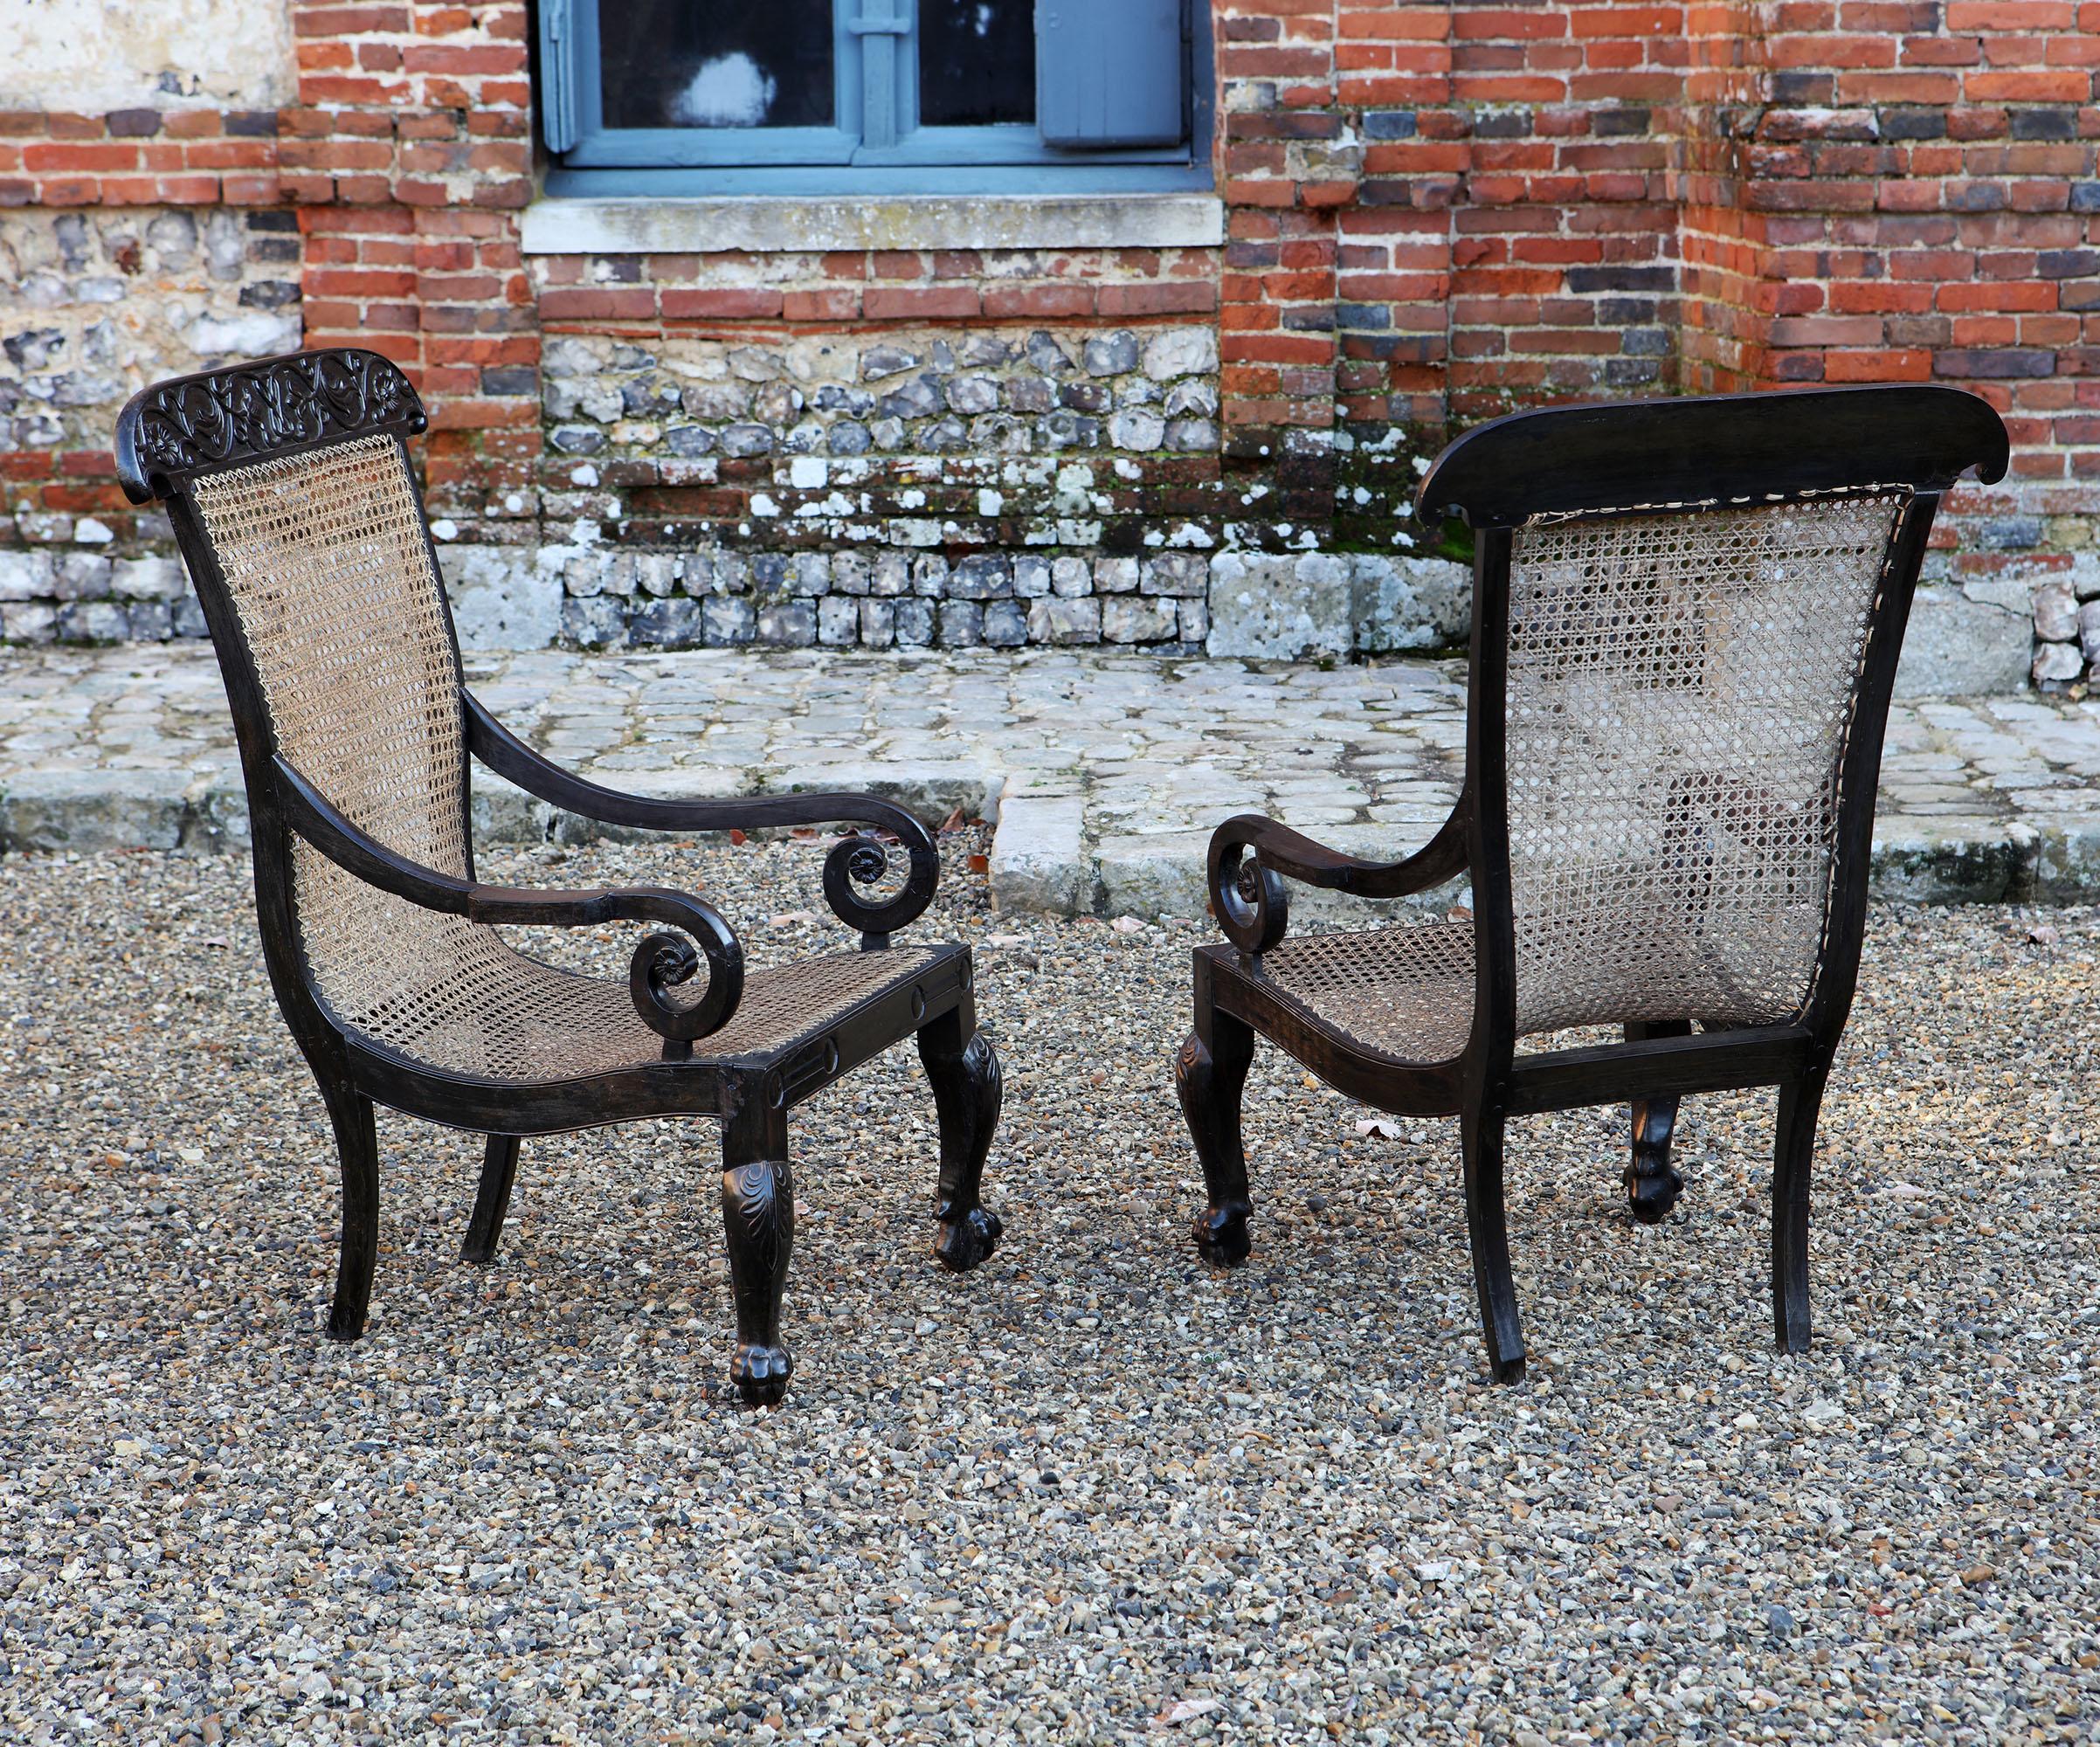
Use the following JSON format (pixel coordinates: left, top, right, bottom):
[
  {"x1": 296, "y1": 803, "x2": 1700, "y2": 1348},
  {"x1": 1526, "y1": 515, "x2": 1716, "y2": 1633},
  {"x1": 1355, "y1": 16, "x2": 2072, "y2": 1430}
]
[
  {"x1": 660, "y1": 288, "x2": 785, "y2": 319},
  {"x1": 863, "y1": 287, "x2": 981, "y2": 319}
]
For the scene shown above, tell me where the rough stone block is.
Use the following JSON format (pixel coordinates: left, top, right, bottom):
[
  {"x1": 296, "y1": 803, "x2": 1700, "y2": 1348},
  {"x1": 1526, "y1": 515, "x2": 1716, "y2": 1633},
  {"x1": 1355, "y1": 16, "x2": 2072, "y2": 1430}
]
[
  {"x1": 702, "y1": 597, "x2": 756, "y2": 646},
  {"x1": 1109, "y1": 410, "x2": 1165, "y2": 451},
  {"x1": 895, "y1": 599, "x2": 935, "y2": 646},
  {"x1": 950, "y1": 555, "x2": 1012, "y2": 600},
  {"x1": 2033, "y1": 639, "x2": 2084, "y2": 684},
  {"x1": 0, "y1": 601, "x2": 58, "y2": 644},
  {"x1": 2034, "y1": 580, "x2": 2079, "y2": 641},
  {"x1": 1027, "y1": 597, "x2": 1101, "y2": 645},
  {"x1": 1142, "y1": 552, "x2": 1207, "y2": 597},
  {"x1": 818, "y1": 595, "x2": 860, "y2": 646},
  {"x1": 52, "y1": 552, "x2": 112, "y2": 601},
  {"x1": 1206, "y1": 552, "x2": 1351, "y2": 660},
  {"x1": 56, "y1": 600, "x2": 128, "y2": 641},
  {"x1": 112, "y1": 556, "x2": 185, "y2": 600},
  {"x1": 1013, "y1": 556, "x2": 1053, "y2": 598},
  {"x1": 1102, "y1": 597, "x2": 1178, "y2": 643},
  {"x1": 631, "y1": 596, "x2": 703, "y2": 649},
  {"x1": 2080, "y1": 599, "x2": 2100, "y2": 662},
  {"x1": 443, "y1": 547, "x2": 561, "y2": 650},
  {"x1": 1142, "y1": 327, "x2": 1219, "y2": 381},
  {"x1": 982, "y1": 600, "x2": 1028, "y2": 647},
  {"x1": 989, "y1": 791, "x2": 1091, "y2": 917},
  {"x1": 832, "y1": 551, "x2": 872, "y2": 597},
  {"x1": 937, "y1": 601, "x2": 984, "y2": 647},
  {"x1": 634, "y1": 554, "x2": 680, "y2": 597},
  {"x1": 1894, "y1": 587, "x2": 2033, "y2": 696},
  {"x1": 870, "y1": 552, "x2": 911, "y2": 597},
  {"x1": 127, "y1": 599, "x2": 172, "y2": 641},
  {"x1": 0, "y1": 550, "x2": 55, "y2": 601},
  {"x1": 756, "y1": 602, "x2": 817, "y2": 646},
  {"x1": 1351, "y1": 554, "x2": 1472, "y2": 653},
  {"x1": 1051, "y1": 556, "x2": 1091, "y2": 598},
  {"x1": 561, "y1": 596, "x2": 627, "y2": 649},
  {"x1": 0, "y1": 769, "x2": 192, "y2": 853},
  {"x1": 1095, "y1": 556, "x2": 1139, "y2": 595}
]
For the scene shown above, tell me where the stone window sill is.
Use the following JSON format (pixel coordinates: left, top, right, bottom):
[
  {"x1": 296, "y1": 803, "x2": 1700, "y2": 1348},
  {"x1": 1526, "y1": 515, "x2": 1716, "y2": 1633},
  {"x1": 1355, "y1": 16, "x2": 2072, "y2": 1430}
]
[{"x1": 518, "y1": 193, "x2": 1226, "y2": 257}]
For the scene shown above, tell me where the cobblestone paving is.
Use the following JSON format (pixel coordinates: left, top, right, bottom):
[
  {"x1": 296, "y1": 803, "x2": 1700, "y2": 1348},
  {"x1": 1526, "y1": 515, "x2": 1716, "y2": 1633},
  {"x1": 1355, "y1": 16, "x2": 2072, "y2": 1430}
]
[{"x1": 1, "y1": 646, "x2": 2096, "y2": 912}]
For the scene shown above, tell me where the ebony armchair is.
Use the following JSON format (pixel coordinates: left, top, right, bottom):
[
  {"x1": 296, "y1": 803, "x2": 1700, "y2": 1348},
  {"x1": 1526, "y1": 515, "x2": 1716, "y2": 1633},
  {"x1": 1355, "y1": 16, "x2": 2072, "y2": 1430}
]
[
  {"x1": 1176, "y1": 385, "x2": 2008, "y2": 1381},
  {"x1": 114, "y1": 349, "x2": 1004, "y2": 1403}
]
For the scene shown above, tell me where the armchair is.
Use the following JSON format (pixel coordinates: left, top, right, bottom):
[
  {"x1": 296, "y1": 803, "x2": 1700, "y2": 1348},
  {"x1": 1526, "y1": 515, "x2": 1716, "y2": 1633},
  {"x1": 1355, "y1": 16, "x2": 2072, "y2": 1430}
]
[
  {"x1": 1176, "y1": 385, "x2": 2009, "y2": 1381},
  {"x1": 114, "y1": 349, "x2": 1005, "y2": 1403}
]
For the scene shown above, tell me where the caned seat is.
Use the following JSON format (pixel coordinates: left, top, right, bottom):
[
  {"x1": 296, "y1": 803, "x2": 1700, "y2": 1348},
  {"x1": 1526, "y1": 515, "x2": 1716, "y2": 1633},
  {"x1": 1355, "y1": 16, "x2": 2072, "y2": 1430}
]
[
  {"x1": 319, "y1": 930, "x2": 944, "y2": 1082},
  {"x1": 1238, "y1": 922, "x2": 1475, "y2": 1067},
  {"x1": 1176, "y1": 386, "x2": 2009, "y2": 1384},
  {"x1": 115, "y1": 349, "x2": 1007, "y2": 1405}
]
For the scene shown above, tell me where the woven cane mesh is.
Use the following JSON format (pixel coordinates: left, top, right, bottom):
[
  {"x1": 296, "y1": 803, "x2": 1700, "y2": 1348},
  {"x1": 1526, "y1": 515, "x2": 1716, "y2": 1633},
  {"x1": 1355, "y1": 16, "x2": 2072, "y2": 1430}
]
[
  {"x1": 190, "y1": 434, "x2": 500, "y2": 1059},
  {"x1": 1256, "y1": 920, "x2": 1476, "y2": 1065},
  {"x1": 192, "y1": 435, "x2": 925, "y2": 1081},
  {"x1": 1502, "y1": 491, "x2": 1905, "y2": 1037},
  {"x1": 290, "y1": 941, "x2": 940, "y2": 1081}
]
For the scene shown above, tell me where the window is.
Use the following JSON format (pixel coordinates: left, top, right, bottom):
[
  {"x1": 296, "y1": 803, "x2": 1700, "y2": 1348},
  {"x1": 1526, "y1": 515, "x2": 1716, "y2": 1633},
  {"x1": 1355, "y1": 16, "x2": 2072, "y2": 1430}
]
[{"x1": 537, "y1": 0, "x2": 1208, "y2": 195}]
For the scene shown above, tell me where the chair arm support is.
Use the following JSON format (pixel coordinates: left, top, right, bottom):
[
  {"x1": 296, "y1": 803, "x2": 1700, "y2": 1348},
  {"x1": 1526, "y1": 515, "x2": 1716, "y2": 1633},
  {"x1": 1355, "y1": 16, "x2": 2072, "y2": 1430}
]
[
  {"x1": 1207, "y1": 808, "x2": 1470, "y2": 954},
  {"x1": 272, "y1": 754, "x2": 744, "y2": 1053},
  {"x1": 465, "y1": 691, "x2": 939, "y2": 938}
]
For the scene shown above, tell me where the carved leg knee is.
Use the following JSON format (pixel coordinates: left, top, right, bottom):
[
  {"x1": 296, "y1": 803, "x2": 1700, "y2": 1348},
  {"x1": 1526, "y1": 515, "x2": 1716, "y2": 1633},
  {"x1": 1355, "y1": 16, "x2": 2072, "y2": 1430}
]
[
  {"x1": 318, "y1": 1076, "x2": 379, "y2": 1342},
  {"x1": 1627, "y1": 1094, "x2": 1684, "y2": 1224},
  {"x1": 462, "y1": 1134, "x2": 520, "y2": 1265},
  {"x1": 722, "y1": 1103, "x2": 794, "y2": 1405},
  {"x1": 917, "y1": 1008, "x2": 1004, "y2": 1273},
  {"x1": 1624, "y1": 1021, "x2": 1691, "y2": 1223},
  {"x1": 1178, "y1": 1002, "x2": 1254, "y2": 1266}
]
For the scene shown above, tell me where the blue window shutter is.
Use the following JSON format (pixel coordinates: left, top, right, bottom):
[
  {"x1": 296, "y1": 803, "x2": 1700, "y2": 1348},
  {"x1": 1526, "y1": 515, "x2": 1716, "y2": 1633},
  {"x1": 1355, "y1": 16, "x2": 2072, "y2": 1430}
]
[
  {"x1": 538, "y1": 0, "x2": 580, "y2": 155},
  {"x1": 1036, "y1": 0, "x2": 1185, "y2": 149}
]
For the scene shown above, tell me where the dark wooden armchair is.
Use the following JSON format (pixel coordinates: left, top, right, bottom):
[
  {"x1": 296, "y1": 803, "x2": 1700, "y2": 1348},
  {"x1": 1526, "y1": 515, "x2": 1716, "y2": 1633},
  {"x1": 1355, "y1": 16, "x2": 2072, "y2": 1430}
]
[
  {"x1": 114, "y1": 349, "x2": 1004, "y2": 1404},
  {"x1": 1176, "y1": 386, "x2": 2008, "y2": 1382}
]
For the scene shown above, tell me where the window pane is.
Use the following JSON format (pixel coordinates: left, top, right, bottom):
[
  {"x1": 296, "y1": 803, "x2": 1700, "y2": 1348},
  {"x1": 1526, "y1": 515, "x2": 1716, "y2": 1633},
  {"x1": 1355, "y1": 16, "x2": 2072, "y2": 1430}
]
[
  {"x1": 599, "y1": 0, "x2": 836, "y2": 130},
  {"x1": 918, "y1": 0, "x2": 1035, "y2": 127}
]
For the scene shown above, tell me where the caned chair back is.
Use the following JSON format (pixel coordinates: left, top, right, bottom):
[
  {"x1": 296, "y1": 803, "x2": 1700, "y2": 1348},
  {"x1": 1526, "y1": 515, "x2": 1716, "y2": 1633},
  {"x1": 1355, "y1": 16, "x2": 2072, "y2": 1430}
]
[
  {"x1": 1502, "y1": 492, "x2": 1903, "y2": 1035},
  {"x1": 113, "y1": 352, "x2": 512, "y2": 1066},
  {"x1": 1418, "y1": 386, "x2": 2008, "y2": 1046}
]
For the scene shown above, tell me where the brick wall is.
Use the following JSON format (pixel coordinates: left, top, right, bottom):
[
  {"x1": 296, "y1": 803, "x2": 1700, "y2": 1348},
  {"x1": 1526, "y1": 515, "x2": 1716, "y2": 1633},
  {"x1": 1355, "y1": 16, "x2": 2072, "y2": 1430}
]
[{"x1": 1, "y1": 0, "x2": 2094, "y2": 687}]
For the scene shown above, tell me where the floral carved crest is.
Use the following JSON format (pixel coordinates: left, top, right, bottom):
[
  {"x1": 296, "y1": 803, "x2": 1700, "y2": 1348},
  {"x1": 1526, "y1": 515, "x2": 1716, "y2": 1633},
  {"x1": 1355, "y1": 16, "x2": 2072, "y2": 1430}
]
[{"x1": 130, "y1": 350, "x2": 424, "y2": 480}]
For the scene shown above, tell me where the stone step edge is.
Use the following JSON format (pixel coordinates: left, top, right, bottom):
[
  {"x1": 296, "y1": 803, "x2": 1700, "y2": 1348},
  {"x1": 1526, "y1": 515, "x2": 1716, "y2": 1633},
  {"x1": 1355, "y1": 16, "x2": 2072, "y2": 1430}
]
[{"x1": 0, "y1": 770, "x2": 2090, "y2": 909}]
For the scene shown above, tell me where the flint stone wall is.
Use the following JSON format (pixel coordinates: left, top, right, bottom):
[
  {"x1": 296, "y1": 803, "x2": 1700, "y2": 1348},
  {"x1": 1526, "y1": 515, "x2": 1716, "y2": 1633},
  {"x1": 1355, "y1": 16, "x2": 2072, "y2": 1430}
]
[{"x1": 0, "y1": 204, "x2": 301, "y2": 645}]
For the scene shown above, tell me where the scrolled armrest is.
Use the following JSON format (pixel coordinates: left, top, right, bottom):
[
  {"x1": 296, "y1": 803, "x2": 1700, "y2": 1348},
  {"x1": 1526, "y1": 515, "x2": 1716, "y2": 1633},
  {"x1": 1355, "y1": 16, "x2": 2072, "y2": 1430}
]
[
  {"x1": 466, "y1": 691, "x2": 940, "y2": 937},
  {"x1": 1207, "y1": 808, "x2": 1470, "y2": 954},
  {"x1": 272, "y1": 754, "x2": 743, "y2": 1054}
]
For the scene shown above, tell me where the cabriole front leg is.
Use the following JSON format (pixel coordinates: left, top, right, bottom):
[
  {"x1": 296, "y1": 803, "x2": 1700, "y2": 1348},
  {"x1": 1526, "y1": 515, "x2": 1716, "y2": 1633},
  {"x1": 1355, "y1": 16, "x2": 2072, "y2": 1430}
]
[
  {"x1": 1178, "y1": 969, "x2": 1255, "y2": 1266},
  {"x1": 916, "y1": 1003, "x2": 1005, "y2": 1273},
  {"x1": 721, "y1": 1094, "x2": 794, "y2": 1405}
]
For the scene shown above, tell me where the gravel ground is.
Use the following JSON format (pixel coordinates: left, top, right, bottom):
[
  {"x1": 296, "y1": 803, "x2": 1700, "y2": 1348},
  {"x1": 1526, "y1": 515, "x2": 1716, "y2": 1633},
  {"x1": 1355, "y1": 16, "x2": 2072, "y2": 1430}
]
[{"x1": 1, "y1": 836, "x2": 2096, "y2": 1744}]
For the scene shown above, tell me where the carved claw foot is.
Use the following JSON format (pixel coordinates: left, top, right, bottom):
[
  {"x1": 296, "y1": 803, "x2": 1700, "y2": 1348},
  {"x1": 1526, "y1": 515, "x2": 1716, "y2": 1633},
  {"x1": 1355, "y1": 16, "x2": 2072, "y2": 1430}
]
[
  {"x1": 731, "y1": 1342, "x2": 793, "y2": 1406},
  {"x1": 936, "y1": 1202, "x2": 1004, "y2": 1273},
  {"x1": 1626, "y1": 1092, "x2": 1684, "y2": 1223},
  {"x1": 1192, "y1": 1199, "x2": 1252, "y2": 1265},
  {"x1": 1626, "y1": 1157, "x2": 1684, "y2": 1223}
]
